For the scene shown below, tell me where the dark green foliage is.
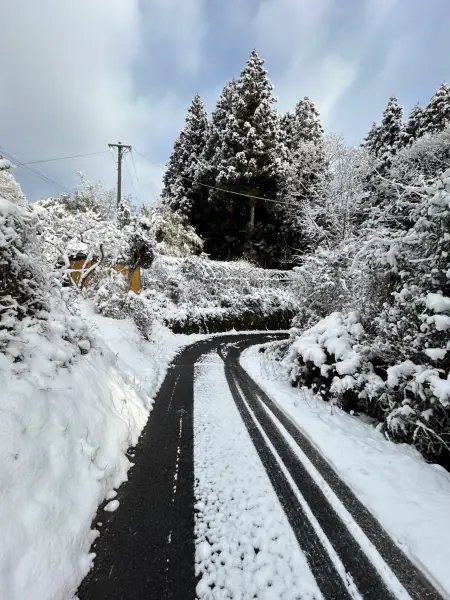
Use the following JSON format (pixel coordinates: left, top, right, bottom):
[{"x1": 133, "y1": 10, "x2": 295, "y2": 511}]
[
  {"x1": 161, "y1": 94, "x2": 209, "y2": 219},
  {"x1": 419, "y1": 83, "x2": 450, "y2": 137},
  {"x1": 161, "y1": 50, "x2": 326, "y2": 268}
]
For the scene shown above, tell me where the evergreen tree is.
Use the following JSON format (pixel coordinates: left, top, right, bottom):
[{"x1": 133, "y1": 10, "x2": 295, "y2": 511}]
[
  {"x1": 204, "y1": 50, "x2": 288, "y2": 265},
  {"x1": 161, "y1": 94, "x2": 209, "y2": 219},
  {"x1": 200, "y1": 79, "x2": 238, "y2": 183},
  {"x1": 281, "y1": 111, "x2": 297, "y2": 152},
  {"x1": 279, "y1": 97, "x2": 326, "y2": 253},
  {"x1": 117, "y1": 195, "x2": 132, "y2": 229},
  {"x1": 293, "y1": 97, "x2": 324, "y2": 146},
  {"x1": 360, "y1": 99, "x2": 404, "y2": 220},
  {"x1": 361, "y1": 121, "x2": 381, "y2": 155},
  {"x1": 401, "y1": 104, "x2": 424, "y2": 147},
  {"x1": 193, "y1": 80, "x2": 238, "y2": 244},
  {"x1": 373, "y1": 96, "x2": 404, "y2": 168},
  {"x1": 419, "y1": 83, "x2": 450, "y2": 137},
  {"x1": 362, "y1": 97, "x2": 403, "y2": 168}
]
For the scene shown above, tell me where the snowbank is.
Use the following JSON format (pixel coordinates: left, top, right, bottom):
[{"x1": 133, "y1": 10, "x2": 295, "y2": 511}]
[
  {"x1": 0, "y1": 300, "x2": 191, "y2": 600},
  {"x1": 241, "y1": 346, "x2": 450, "y2": 595}
]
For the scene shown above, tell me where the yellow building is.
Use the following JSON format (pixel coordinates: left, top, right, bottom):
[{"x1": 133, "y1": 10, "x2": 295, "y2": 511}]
[{"x1": 69, "y1": 254, "x2": 141, "y2": 293}]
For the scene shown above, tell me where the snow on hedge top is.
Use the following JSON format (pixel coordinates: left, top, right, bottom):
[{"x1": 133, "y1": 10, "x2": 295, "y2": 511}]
[
  {"x1": 426, "y1": 293, "x2": 450, "y2": 313},
  {"x1": 0, "y1": 158, "x2": 11, "y2": 170},
  {"x1": 288, "y1": 311, "x2": 364, "y2": 372}
]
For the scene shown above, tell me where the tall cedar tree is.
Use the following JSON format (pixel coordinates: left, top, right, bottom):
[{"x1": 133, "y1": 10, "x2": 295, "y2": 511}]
[
  {"x1": 194, "y1": 80, "x2": 238, "y2": 244},
  {"x1": 161, "y1": 94, "x2": 208, "y2": 220},
  {"x1": 401, "y1": 104, "x2": 424, "y2": 147},
  {"x1": 361, "y1": 97, "x2": 404, "y2": 217},
  {"x1": 419, "y1": 83, "x2": 450, "y2": 137},
  {"x1": 361, "y1": 121, "x2": 381, "y2": 155},
  {"x1": 202, "y1": 50, "x2": 288, "y2": 265},
  {"x1": 371, "y1": 96, "x2": 403, "y2": 170},
  {"x1": 280, "y1": 97, "x2": 326, "y2": 250}
]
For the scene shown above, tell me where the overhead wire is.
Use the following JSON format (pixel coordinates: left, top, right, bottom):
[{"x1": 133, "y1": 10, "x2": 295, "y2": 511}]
[
  {"x1": 130, "y1": 150, "x2": 143, "y2": 196},
  {"x1": 124, "y1": 151, "x2": 139, "y2": 204},
  {"x1": 133, "y1": 148, "x2": 305, "y2": 210},
  {"x1": 16, "y1": 150, "x2": 109, "y2": 166},
  {"x1": 0, "y1": 147, "x2": 71, "y2": 193}
]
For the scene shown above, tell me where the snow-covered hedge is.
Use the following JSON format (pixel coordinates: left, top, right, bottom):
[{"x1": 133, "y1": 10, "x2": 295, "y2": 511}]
[{"x1": 140, "y1": 255, "x2": 299, "y2": 333}]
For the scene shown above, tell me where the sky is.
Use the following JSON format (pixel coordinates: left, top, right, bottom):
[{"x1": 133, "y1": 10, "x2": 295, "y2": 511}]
[{"x1": 0, "y1": 0, "x2": 449, "y2": 205}]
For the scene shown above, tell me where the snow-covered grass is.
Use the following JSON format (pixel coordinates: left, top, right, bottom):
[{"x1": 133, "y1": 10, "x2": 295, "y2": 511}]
[
  {"x1": 194, "y1": 351, "x2": 322, "y2": 599},
  {"x1": 241, "y1": 346, "x2": 450, "y2": 596},
  {"x1": 0, "y1": 298, "x2": 193, "y2": 600}
]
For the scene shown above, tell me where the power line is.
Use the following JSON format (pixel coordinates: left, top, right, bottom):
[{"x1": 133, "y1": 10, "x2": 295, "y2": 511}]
[
  {"x1": 130, "y1": 150, "x2": 142, "y2": 196},
  {"x1": 16, "y1": 150, "x2": 109, "y2": 166},
  {"x1": 0, "y1": 147, "x2": 71, "y2": 193},
  {"x1": 133, "y1": 148, "x2": 303, "y2": 209},
  {"x1": 124, "y1": 153, "x2": 138, "y2": 203}
]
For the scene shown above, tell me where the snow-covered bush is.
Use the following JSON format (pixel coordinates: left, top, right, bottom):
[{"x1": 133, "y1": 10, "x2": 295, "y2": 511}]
[
  {"x1": 124, "y1": 292, "x2": 153, "y2": 340},
  {"x1": 92, "y1": 268, "x2": 128, "y2": 319},
  {"x1": 391, "y1": 128, "x2": 450, "y2": 184},
  {"x1": 0, "y1": 164, "x2": 26, "y2": 206},
  {"x1": 358, "y1": 173, "x2": 450, "y2": 457},
  {"x1": 141, "y1": 207, "x2": 203, "y2": 257},
  {"x1": 289, "y1": 242, "x2": 365, "y2": 330},
  {"x1": 271, "y1": 312, "x2": 380, "y2": 412},
  {"x1": 0, "y1": 184, "x2": 91, "y2": 373},
  {"x1": 264, "y1": 135, "x2": 450, "y2": 463}
]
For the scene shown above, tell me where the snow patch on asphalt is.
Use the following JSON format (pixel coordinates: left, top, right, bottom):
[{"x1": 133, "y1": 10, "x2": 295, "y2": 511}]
[
  {"x1": 193, "y1": 351, "x2": 322, "y2": 600},
  {"x1": 241, "y1": 346, "x2": 450, "y2": 596}
]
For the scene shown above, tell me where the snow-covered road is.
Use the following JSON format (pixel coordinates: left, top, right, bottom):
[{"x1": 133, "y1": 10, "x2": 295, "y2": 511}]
[{"x1": 78, "y1": 334, "x2": 446, "y2": 600}]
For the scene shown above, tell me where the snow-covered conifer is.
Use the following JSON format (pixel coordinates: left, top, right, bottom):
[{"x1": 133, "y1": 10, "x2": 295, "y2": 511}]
[
  {"x1": 401, "y1": 104, "x2": 424, "y2": 147},
  {"x1": 373, "y1": 96, "x2": 404, "y2": 168},
  {"x1": 161, "y1": 93, "x2": 209, "y2": 218},
  {"x1": 420, "y1": 83, "x2": 450, "y2": 137},
  {"x1": 208, "y1": 49, "x2": 288, "y2": 264},
  {"x1": 293, "y1": 97, "x2": 324, "y2": 146}
]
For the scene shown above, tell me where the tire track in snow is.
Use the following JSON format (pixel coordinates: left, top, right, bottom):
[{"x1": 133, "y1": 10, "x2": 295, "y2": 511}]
[
  {"x1": 226, "y1": 355, "x2": 395, "y2": 600},
  {"x1": 194, "y1": 351, "x2": 326, "y2": 599},
  {"x1": 219, "y1": 349, "x2": 353, "y2": 600},
  {"x1": 229, "y1": 341, "x2": 445, "y2": 600}
]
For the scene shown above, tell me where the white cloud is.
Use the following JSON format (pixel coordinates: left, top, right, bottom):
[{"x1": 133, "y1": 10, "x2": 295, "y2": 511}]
[
  {"x1": 251, "y1": 0, "x2": 358, "y2": 126},
  {"x1": 364, "y1": 0, "x2": 400, "y2": 28},
  {"x1": 0, "y1": 0, "x2": 206, "y2": 203},
  {"x1": 254, "y1": 0, "x2": 332, "y2": 60},
  {"x1": 140, "y1": 0, "x2": 207, "y2": 77}
]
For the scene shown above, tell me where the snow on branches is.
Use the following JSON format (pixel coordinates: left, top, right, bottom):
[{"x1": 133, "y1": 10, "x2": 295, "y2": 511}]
[{"x1": 266, "y1": 125, "x2": 450, "y2": 463}]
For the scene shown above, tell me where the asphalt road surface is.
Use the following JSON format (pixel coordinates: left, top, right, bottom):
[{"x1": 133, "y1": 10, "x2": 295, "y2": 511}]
[{"x1": 78, "y1": 333, "x2": 444, "y2": 600}]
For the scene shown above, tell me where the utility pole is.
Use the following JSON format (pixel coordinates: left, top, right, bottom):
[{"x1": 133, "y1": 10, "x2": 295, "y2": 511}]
[{"x1": 109, "y1": 142, "x2": 131, "y2": 208}]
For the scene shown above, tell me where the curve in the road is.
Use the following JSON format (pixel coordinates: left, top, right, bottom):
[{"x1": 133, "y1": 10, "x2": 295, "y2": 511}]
[
  {"x1": 78, "y1": 333, "x2": 445, "y2": 600},
  {"x1": 77, "y1": 333, "x2": 284, "y2": 600}
]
